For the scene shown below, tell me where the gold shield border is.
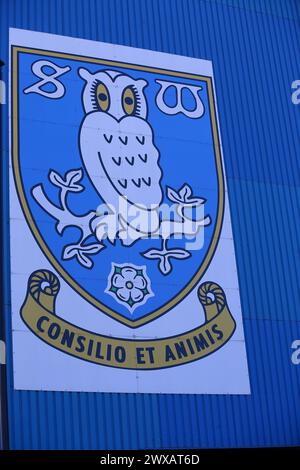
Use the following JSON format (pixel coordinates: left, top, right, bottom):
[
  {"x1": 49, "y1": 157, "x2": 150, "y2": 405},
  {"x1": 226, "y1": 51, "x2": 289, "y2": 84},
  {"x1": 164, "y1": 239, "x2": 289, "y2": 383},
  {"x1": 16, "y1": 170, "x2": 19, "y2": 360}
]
[{"x1": 12, "y1": 46, "x2": 225, "y2": 328}]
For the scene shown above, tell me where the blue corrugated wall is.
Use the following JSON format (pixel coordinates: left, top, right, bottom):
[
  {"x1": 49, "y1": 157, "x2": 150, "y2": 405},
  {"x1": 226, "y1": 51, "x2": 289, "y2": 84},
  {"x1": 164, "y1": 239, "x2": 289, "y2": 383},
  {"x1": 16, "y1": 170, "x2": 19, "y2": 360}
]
[{"x1": 1, "y1": 0, "x2": 300, "y2": 449}]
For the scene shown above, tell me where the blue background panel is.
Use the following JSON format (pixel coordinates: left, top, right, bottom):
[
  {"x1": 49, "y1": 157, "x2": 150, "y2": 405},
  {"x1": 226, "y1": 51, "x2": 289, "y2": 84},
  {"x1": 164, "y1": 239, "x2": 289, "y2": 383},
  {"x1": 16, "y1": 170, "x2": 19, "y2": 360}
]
[{"x1": 1, "y1": 0, "x2": 300, "y2": 449}]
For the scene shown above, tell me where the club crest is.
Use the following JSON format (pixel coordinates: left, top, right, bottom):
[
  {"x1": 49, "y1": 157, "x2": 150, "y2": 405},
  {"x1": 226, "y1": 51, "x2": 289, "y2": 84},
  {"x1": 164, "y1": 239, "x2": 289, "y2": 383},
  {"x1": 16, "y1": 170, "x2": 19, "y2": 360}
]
[
  {"x1": 9, "y1": 30, "x2": 251, "y2": 393},
  {"x1": 12, "y1": 46, "x2": 226, "y2": 329}
]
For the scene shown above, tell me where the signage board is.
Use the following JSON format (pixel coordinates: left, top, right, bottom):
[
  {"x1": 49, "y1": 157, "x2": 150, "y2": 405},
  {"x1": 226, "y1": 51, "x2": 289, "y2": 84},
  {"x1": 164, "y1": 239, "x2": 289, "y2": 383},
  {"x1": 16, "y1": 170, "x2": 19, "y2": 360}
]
[{"x1": 9, "y1": 28, "x2": 250, "y2": 393}]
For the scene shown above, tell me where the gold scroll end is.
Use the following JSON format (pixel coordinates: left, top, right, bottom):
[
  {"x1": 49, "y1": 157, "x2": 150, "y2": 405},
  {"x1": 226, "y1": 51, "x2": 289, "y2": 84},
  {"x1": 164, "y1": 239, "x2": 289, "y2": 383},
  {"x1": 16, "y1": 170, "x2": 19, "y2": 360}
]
[
  {"x1": 27, "y1": 269, "x2": 60, "y2": 313},
  {"x1": 198, "y1": 281, "x2": 226, "y2": 322}
]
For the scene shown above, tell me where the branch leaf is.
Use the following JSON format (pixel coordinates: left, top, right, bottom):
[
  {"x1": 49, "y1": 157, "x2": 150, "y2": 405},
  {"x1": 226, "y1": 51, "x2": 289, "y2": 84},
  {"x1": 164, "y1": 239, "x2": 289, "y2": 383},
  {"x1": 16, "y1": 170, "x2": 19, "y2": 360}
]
[
  {"x1": 65, "y1": 169, "x2": 83, "y2": 190},
  {"x1": 159, "y1": 256, "x2": 172, "y2": 275},
  {"x1": 142, "y1": 248, "x2": 164, "y2": 260},
  {"x1": 166, "y1": 248, "x2": 191, "y2": 259},
  {"x1": 78, "y1": 252, "x2": 93, "y2": 268},
  {"x1": 179, "y1": 184, "x2": 192, "y2": 201},
  {"x1": 62, "y1": 242, "x2": 103, "y2": 268},
  {"x1": 79, "y1": 243, "x2": 103, "y2": 255},
  {"x1": 142, "y1": 246, "x2": 191, "y2": 275},
  {"x1": 49, "y1": 170, "x2": 65, "y2": 188},
  {"x1": 49, "y1": 168, "x2": 84, "y2": 192},
  {"x1": 62, "y1": 245, "x2": 79, "y2": 259},
  {"x1": 166, "y1": 186, "x2": 181, "y2": 204},
  {"x1": 167, "y1": 184, "x2": 205, "y2": 206}
]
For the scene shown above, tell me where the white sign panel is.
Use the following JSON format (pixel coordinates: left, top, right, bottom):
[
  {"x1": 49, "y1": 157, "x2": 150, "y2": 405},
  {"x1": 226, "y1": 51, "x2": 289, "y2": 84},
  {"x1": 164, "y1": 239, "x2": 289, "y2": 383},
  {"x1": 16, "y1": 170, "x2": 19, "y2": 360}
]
[{"x1": 9, "y1": 28, "x2": 250, "y2": 393}]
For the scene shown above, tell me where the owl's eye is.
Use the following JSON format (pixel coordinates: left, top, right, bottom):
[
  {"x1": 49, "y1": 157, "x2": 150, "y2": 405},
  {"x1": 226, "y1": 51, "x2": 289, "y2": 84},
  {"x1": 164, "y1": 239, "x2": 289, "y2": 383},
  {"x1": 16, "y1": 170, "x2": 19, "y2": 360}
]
[
  {"x1": 122, "y1": 87, "x2": 136, "y2": 115},
  {"x1": 96, "y1": 82, "x2": 110, "y2": 112}
]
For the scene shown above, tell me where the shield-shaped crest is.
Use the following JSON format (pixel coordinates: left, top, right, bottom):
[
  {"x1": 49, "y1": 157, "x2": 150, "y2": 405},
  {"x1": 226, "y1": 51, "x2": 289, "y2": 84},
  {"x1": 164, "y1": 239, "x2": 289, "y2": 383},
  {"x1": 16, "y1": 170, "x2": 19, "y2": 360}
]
[{"x1": 12, "y1": 45, "x2": 224, "y2": 328}]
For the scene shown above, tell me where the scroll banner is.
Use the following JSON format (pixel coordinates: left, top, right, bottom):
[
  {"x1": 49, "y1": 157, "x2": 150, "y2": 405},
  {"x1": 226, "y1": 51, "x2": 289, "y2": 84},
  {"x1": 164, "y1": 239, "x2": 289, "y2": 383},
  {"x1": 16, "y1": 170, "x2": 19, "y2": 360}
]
[{"x1": 21, "y1": 270, "x2": 236, "y2": 370}]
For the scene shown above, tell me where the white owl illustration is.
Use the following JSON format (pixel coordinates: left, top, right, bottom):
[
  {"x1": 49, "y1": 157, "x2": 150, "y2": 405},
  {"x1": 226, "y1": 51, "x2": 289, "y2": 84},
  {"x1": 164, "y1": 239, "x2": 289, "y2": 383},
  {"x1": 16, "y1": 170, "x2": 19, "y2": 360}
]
[{"x1": 78, "y1": 68, "x2": 163, "y2": 239}]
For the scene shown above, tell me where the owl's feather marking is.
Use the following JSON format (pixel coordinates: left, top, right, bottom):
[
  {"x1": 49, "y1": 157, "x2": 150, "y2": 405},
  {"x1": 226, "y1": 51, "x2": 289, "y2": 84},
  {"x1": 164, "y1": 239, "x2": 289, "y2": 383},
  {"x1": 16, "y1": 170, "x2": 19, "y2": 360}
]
[
  {"x1": 136, "y1": 136, "x2": 145, "y2": 145},
  {"x1": 119, "y1": 136, "x2": 128, "y2": 145},
  {"x1": 112, "y1": 156, "x2": 121, "y2": 166},
  {"x1": 118, "y1": 179, "x2": 127, "y2": 189},
  {"x1": 138, "y1": 153, "x2": 147, "y2": 163},
  {"x1": 104, "y1": 134, "x2": 113, "y2": 143},
  {"x1": 142, "y1": 177, "x2": 151, "y2": 187},
  {"x1": 125, "y1": 156, "x2": 135, "y2": 166},
  {"x1": 132, "y1": 178, "x2": 141, "y2": 188},
  {"x1": 95, "y1": 129, "x2": 162, "y2": 206}
]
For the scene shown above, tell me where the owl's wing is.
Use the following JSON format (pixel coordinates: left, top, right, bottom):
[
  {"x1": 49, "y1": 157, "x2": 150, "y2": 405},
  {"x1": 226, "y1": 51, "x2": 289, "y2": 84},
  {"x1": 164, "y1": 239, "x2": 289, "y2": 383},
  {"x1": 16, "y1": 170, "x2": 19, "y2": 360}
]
[
  {"x1": 99, "y1": 130, "x2": 162, "y2": 209},
  {"x1": 80, "y1": 112, "x2": 163, "y2": 209}
]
